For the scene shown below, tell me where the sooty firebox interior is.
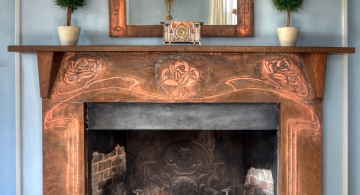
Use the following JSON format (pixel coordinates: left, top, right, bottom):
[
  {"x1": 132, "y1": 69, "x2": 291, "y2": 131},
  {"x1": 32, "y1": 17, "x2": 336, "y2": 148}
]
[{"x1": 86, "y1": 103, "x2": 279, "y2": 195}]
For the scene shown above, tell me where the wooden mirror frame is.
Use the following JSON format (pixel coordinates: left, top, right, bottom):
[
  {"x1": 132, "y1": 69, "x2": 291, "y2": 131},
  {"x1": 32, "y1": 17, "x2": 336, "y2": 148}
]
[{"x1": 109, "y1": 0, "x2": 254, "y2": 37}]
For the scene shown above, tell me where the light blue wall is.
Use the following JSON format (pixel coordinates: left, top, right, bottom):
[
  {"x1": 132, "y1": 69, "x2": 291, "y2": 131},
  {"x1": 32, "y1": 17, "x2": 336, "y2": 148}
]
[
  {"x1": 1, "y1": 0, "x2": 358, "y2": 194},
  {"x1": 0, "y1": 0, "x2": 16, "y2": 195},
  {"x1": 348, "y1": 0, "x2": 360, "y2": 194}
]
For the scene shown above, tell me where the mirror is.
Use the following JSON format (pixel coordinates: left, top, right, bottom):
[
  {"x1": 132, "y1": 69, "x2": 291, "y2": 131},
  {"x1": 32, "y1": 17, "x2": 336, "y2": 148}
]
[
  {"x1": 109, "y1": 0, "x2": 253, "y2": 37},
  {"x1": 127, "y1": 0, "x2": 237, "y2": 25}
]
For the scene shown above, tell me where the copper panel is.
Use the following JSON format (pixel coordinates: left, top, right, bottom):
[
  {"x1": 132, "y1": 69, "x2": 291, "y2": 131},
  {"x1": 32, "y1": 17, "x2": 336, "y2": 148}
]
[
  {"x1": 49, "y1": 52, "x2": 313, "y2": 103},
  {"x1": 10, "y1": 46, "x2": 354, "y2": 100},
  {"x1": 279, "y1": 103, "x2": 322, "y2": 195},
  {"x1": 35, "y1": 49, "x2": 325, "y2": 195},
  {"x1": 43, "y1": 102, "x2": 86, "y2": 195}
]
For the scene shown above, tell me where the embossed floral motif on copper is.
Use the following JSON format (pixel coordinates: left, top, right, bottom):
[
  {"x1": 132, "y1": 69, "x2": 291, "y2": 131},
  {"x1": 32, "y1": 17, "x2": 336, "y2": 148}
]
[
  {"x1": 261, "y1": 58, "x2": 309, "y2": 97},
  {"x1": 63, "y1": 57, "x2": 101, "y2": 85},
  {"x1": 156, "y1": 59, "x2": 208, "y2": 101}
]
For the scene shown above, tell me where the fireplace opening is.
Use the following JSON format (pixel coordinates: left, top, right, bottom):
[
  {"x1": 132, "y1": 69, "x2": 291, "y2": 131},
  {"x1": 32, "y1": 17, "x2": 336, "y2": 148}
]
[{"x1": 86, "y1": 103, "x2": 279, "y2": 195}]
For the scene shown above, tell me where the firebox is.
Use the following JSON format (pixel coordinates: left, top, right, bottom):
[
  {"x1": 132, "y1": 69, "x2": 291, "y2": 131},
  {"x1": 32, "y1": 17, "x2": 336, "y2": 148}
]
[{"x1": 86, "y1": 103, "x2": 279, "y2": 195}]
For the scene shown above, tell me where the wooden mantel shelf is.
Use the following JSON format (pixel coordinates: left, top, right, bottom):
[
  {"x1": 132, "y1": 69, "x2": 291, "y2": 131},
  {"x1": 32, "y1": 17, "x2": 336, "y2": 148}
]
[
  {"x1": 8, "y1": 45, "x2": 355, "y2": 99},
  {"x1": 8, "y1": 45, "x2": 355, "y2": 54}
]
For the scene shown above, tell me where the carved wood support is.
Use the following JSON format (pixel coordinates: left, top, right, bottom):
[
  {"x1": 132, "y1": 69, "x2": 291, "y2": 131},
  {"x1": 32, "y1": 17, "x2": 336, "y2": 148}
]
[
  {"x1": 37, "y1": 52, "x2": 65, "y2": 98},
  {"x1": 301, "y1": 53, "x2": 327, "y2": 99}
]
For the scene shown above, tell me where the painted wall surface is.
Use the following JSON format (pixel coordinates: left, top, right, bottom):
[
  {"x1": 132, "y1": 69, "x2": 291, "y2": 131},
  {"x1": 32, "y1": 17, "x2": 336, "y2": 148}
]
[
  {"x1": 1, "y1": 0, "x2": 358, "y2": 194},
  {"x1": 0, "y1": 0, "x2": 16, "y2": 195},
  {"x1": 349, "y1": 0, "x2": 360, "y2": 194}
]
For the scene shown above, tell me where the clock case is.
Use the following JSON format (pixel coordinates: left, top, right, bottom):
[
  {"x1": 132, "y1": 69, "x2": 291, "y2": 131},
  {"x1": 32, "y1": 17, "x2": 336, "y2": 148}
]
[{"x1": 162, "y1": 21, "x2": 202, "y2": 45}]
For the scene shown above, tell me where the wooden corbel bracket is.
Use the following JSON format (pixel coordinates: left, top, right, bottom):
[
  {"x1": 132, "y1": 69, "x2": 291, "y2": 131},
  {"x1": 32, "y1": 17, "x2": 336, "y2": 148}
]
[
  {"x1": 36, "y1": 51, "x2": 65, "y2": 98},
  {"x1": 301, "y1": 53, "x2": 327, "y2": 100}
]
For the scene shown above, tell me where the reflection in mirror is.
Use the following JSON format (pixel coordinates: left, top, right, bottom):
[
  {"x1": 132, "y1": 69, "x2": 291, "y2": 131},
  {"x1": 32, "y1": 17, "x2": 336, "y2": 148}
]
[{"x1": 127, "y1": 0, "x2": 237, "y2": 25}]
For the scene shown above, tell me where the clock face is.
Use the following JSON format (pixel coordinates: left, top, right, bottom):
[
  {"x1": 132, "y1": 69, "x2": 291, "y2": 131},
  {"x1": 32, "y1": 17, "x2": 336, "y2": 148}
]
[{"x1": 176, "y1": 27, "x2": 189, "y2": 38}]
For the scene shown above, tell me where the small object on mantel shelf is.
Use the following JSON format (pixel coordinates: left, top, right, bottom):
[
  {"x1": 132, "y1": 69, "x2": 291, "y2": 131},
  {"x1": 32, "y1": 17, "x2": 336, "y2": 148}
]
[
  {"x1": 162, "y1": 21, "x2": 202, "y2": 45},
  {"x1": 132, "y1": 189, "x2": 143, "y2": 195}
]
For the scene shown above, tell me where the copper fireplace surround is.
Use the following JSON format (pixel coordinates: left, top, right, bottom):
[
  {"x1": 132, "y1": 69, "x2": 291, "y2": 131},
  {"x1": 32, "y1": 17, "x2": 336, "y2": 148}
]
[{"x1": 8, "y1": 46, "x2": 355, "y2": 195}]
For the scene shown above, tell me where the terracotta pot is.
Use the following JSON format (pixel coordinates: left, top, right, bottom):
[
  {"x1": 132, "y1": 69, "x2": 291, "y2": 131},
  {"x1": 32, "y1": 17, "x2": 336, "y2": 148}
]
[
  {"x1": 58, "y1": 26, "x2": 81, "y2": 46},
  {"x1": 277, "y1": 27, "x2": 300, "y2": 46}
]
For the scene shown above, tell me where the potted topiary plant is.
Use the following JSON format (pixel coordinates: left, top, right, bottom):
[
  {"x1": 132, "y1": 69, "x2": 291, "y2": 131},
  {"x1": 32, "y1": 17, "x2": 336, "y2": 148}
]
[
  {"x1": 272, "y1": 0, "x2": 304, "y2": 46},
  {"x1": 55, "y1": 0, "x2": 86, "y2": 45}
]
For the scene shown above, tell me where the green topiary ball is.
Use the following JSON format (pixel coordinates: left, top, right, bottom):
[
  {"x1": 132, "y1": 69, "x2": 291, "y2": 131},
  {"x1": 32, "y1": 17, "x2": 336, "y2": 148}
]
[
  {"x1": 54, "y1": 0, "x2": 86, "y2": 13},
  {"x1": 272, "y1": 0, "x2": 304, "y2": 12}
]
